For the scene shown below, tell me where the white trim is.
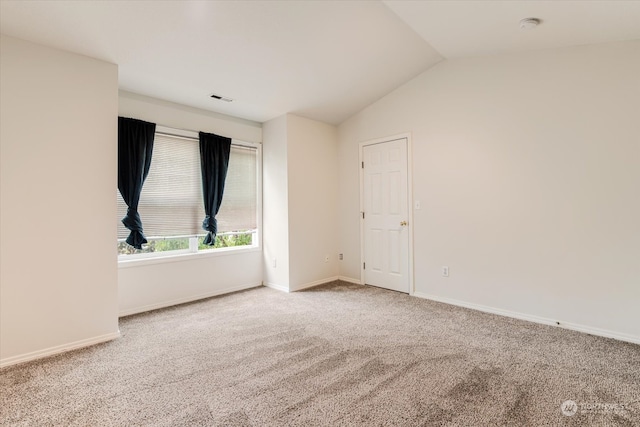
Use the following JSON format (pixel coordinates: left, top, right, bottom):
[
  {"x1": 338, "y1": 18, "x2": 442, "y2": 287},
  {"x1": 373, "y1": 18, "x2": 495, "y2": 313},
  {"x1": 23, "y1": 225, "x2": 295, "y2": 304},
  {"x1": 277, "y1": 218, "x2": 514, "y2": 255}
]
[
  {"x1": 290, "y1": 276, "x2": 340, "y2": 292},
  {"x1": 118, "y1": 246, "x2": 261, "y2": 268},
  {"x1": 359, "y1": 133, "x2": 414, "y2": 294},
  {"x1": 255, "y1": 142, "x2": 264, "y2": 256},
  {"x1": 119, "y1": 282, "x2": 262, "y2": 317},
  {"x1": 413, "y1": 292, "x2": 640, "y2": 345},
  {"x1": 0, "y1": 331, "x2": 121, "y2": 369},
  {"x1": 264, "y1": 282, "x2": 290, "y2": 293},
  {"x1": 338, "y1": 276, "x2": 362, "y2": 285},
  {"x1": 406, "y1": 136, "x2": 415, "y2": 296}
]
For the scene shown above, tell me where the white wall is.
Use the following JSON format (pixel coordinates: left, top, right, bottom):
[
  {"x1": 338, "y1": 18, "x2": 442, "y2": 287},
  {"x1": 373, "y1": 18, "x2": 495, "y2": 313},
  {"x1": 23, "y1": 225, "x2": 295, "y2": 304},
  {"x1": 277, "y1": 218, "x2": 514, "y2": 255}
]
[
  {"x1": 262, "y1": 114, "x2": 339, "y2": 291},
  {"x1": 338, "y1": 40, "x2": 640, "y2": 342},
  {"x1": 118, "y1": 92, "x2": 263, "y2": 316},
  {"x1": 0, "y1": 35, "x2": 119, "y2": 366},
  {"x1": 287, "y1": 115, "x2": 339, "y2": 289},
  {"x1": 262, "y1": 115, "x2": 290, "y2": 290},
  {"x1": 118, "y1": 251, "x2": 263, "y2": 316},
  {"x1": 119, "y1": 91, "x2": 261, "y2": 144}
]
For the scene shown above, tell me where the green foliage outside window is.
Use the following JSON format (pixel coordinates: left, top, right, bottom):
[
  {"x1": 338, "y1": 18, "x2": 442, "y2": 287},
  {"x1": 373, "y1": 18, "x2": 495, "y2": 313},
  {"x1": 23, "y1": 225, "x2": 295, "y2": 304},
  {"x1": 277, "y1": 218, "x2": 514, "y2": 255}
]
[{"x1": 117, "y1": 232, "x2": 254, "y2": 256}]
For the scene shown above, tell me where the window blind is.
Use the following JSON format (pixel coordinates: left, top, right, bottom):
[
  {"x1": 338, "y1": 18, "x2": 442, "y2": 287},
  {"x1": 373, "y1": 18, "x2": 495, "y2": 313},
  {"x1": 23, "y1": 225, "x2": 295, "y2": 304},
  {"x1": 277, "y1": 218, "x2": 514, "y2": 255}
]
[
  {"x1": 117, "y1": 133, "x2": 257, "y2": 240},
  {"x1": 217, "y1": 145, "x2": 258, "y2": 233}
]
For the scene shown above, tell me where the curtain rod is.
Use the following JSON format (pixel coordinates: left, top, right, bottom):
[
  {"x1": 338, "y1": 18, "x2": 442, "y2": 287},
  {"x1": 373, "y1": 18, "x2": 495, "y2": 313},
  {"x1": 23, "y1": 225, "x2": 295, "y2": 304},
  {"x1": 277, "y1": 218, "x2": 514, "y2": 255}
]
[{"x1": 155, "y1": 125, "x2": 260, "y2": 148}]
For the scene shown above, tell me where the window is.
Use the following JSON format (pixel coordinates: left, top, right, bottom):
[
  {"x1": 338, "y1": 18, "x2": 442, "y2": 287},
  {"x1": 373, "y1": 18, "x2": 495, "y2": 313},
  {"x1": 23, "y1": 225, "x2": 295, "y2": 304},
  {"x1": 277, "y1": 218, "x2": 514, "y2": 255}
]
[{"x1": 117, "y1": 127, "x2": 260, "y2": 258}]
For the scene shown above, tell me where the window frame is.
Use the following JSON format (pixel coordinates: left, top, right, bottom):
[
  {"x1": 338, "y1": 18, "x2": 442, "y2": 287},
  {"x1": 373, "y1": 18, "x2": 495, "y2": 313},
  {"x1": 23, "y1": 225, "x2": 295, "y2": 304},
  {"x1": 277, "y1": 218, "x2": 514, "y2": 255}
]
[{"x1": 117, "y1": 125, "x2": 262, "y2": 266}]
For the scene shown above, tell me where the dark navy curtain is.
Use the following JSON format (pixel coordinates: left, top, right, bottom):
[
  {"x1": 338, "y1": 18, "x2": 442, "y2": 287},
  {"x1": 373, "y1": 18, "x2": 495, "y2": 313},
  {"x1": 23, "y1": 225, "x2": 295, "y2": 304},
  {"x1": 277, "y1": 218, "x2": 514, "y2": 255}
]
[
  {"x1": 118, "y1": 117, "x2": 155, "y2": 249},
  {"x1": 199, "y1": 132, "x2": 231, "y2": 245}
]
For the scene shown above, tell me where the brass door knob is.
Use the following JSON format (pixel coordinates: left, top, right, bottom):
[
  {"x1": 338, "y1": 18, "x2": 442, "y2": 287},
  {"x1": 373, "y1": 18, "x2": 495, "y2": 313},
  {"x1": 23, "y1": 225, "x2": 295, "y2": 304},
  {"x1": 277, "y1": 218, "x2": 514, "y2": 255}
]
[{"x1": 400, "y1": 221, "x2": 408, "y2": 226}]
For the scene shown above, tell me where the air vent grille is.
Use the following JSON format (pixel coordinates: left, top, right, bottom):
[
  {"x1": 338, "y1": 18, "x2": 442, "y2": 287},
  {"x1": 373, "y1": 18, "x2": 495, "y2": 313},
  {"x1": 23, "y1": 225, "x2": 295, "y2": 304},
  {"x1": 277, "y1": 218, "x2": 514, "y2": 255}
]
[{"x1": 210, "y1": 93, "x2": 233, "y2": 102}]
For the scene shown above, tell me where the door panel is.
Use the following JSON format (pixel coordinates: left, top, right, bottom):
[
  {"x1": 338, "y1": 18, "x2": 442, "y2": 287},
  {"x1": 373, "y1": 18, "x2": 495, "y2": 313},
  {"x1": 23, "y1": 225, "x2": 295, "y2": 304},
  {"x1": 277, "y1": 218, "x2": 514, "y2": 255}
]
[{"x1": 362, "y1": 138, "x2": 409, "y2": 293}]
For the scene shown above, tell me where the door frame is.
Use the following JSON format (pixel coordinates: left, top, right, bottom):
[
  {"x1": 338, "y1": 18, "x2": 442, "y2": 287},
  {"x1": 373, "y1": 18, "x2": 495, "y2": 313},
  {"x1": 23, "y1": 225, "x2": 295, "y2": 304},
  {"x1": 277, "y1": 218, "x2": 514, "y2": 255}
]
[{"x1": 359, "y1": 133, "x2": 414, "y2": 295}]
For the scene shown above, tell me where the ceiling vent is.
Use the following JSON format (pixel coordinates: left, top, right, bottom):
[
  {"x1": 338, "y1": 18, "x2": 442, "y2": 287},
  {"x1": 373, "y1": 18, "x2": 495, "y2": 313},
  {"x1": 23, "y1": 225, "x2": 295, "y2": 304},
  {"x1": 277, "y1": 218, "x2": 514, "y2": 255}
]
[
  {"x1": 210, "y1": 93, "x2": 233, "y2": 102},
  {"x1": 519, "y1": 18, "x2": 541, "y2": 30}
]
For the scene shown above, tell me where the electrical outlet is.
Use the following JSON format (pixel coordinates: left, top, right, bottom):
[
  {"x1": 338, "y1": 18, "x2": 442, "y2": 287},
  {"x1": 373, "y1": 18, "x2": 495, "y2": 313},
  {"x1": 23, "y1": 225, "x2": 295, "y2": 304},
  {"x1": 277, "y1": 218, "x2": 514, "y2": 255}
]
[
  {"x1": 442, "y1": 266, "x2": 449, "y2": 277},
  {"x1": 324, "y1": 255, "x2": 330, "y2": 263},
  {"x1": 339, "y1": 253, "x2": 343, "y2": 261},
  {"x1": 272, "y1": 258, "x2": 277, "y2": 268}
]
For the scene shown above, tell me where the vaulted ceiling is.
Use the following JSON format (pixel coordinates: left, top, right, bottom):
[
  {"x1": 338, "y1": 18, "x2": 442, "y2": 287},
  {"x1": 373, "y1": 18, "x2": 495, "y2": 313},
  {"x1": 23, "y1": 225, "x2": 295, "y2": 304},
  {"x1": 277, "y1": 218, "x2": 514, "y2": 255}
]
[{"x1": 1, "y1": 1, "x2": 639, "y2": 125}]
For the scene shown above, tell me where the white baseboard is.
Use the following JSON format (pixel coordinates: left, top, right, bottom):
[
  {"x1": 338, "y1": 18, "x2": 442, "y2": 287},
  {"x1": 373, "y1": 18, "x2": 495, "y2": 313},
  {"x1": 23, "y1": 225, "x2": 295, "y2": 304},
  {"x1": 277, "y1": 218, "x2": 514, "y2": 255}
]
[
  {"x1": 554, "y1": 321, "x2": 640, "y2": 345},
  {"x1": 338, "y1": 276, "x2": 362, "y2": 285},
  {"x1": 265, "y1": 277, "x2": 342, "y2": 293},
  {"x1": 291, "y1": 276, "x2": 340, "y2": 292},
  {"x1": 119, "y1": 282, "x2": 262, "y2": 317},
  {"x1": 264, "y1": 282, "x2": 289, "y2": 293},
  {"x1": 413, "y1": 292, "x2": 640, "y2": 345},
  {"x1": 0, "y1": 331, "x2": 121, "y2": 369}
]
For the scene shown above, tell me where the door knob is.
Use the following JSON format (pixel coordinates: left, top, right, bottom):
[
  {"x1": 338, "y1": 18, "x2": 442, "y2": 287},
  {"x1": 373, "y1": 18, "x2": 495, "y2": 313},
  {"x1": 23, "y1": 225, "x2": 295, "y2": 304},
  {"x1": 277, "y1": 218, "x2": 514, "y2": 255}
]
[{"x1": 400, "y1": 221, "x2": 408, "y2": 226}]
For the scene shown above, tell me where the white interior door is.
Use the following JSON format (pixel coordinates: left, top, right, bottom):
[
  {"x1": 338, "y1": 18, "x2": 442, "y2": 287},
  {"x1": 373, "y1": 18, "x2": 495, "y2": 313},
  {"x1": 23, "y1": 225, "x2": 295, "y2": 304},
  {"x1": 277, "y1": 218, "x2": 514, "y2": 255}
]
[{"x1": 362, "y1": 138, "x2": 409, "y2": 293}]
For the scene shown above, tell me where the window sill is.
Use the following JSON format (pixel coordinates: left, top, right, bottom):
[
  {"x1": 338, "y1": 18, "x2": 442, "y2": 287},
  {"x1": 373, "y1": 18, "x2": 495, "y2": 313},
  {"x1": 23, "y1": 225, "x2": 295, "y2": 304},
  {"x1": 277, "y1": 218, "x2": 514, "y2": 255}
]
[{"x1": 117, "y1": 245, "x2": 261, "y2": 269}]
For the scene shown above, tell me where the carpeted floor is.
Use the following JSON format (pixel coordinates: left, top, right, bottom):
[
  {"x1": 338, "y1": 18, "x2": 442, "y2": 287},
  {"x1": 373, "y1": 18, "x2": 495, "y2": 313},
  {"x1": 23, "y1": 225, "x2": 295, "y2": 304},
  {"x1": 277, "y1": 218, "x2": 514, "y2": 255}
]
[{"x1": 1, "y1": 281, "x2": 639, "y2": 426}]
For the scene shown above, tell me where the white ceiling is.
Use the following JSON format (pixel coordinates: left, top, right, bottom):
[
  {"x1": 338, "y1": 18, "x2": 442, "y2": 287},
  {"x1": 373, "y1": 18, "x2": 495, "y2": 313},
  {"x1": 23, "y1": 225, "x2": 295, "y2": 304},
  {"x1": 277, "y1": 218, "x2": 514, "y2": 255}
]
[
  {"x1": 384, "y1": 0, "x2": 640, "y2": 58},
  {"x1": 1, "y1": 1, "x2": 639, "y2": 125}
]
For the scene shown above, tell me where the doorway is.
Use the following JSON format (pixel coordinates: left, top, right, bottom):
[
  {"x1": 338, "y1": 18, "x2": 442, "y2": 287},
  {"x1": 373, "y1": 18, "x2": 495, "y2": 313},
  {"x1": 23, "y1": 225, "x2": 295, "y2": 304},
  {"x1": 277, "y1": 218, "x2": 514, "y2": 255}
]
[{"x1": 360, "y1": 136, "x2": 412, "y2": 293}]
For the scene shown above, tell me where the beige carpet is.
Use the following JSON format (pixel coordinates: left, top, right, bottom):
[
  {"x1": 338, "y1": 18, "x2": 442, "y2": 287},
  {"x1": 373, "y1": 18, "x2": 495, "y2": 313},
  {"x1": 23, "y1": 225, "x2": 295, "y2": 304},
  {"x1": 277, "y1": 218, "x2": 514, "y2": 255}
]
[{"x1": 1, "y1": 281, "x2": 639, "y2": 426}]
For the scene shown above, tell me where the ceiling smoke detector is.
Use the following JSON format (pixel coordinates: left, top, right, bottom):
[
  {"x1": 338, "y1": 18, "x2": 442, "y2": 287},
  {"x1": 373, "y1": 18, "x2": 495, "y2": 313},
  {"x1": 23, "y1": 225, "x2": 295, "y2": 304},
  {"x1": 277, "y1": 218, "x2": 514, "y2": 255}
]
[
  {"x1": 519, "y1": 18, "x2": 541, "y2": 30},
  {"x1": 210, "y1": 93, "x2": 233, "y2": 102}
]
